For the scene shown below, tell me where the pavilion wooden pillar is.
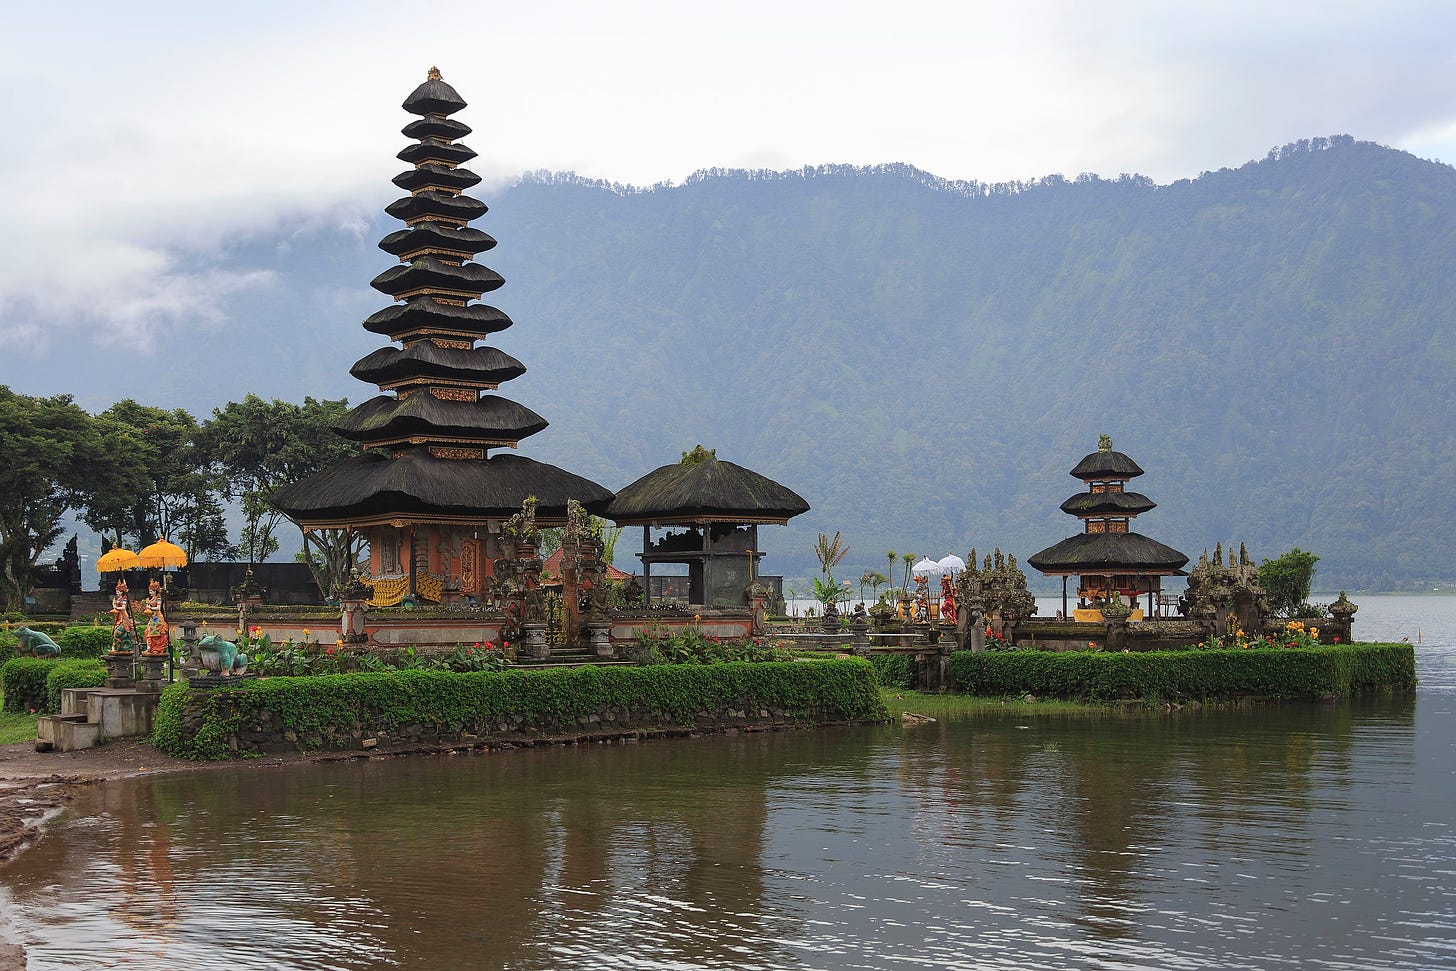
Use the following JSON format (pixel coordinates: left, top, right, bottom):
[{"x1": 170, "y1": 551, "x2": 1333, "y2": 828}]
[
  {"x1": 406, "y1": 525, "x2": 417, "y2": 597},
  {"x1": 642, "y1": 525, "x2": 652, "y2": 605}
]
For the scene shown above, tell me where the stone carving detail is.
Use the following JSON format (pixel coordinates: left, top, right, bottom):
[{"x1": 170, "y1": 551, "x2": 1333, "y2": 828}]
[
  {"x1": 1178, "y1": 541, "x2": 1268, "y2": 637},
  {"x1": 954, "y1": 546, "x2": 1036, "y2": 647}
]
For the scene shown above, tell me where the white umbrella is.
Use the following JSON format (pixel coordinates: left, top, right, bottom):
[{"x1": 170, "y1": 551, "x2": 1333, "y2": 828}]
[
  {"x1": 937, "y1": 554, "x2": 966, "y2": 576},
  {"x1": 912, "y1": 557, "x2": 941, "y2": 576}
]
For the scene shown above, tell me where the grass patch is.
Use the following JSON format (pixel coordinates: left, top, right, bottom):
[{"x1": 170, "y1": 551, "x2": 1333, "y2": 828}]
[
  {"x1": 881, "y1": 689, "x2": 1107, "y2": 718},
  {"x1": 0, "y1": 703, "x2": 38, "y2": 745}
]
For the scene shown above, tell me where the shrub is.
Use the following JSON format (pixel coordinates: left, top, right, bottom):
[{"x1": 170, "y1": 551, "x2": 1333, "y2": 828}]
[
  {"x1": 1, "y1": 657, "x2": 58, "y2": 713},
  {"x1": 45, "y1": 659, "x2": 107, "y2": 712},
  {"x1": 869, "y1": 653, "x2": 913, "y2": 689},
  {"x1": 949, "y1": 643, "x2": 1415, "y2": 703},
  {"x1": 153, "y1": 658, "x2": 888, "y2": 761},
  {"x1": 57, "y1": 626, "x2": 114, "y2": 658},
  {"x1": 0, "y1": 628, "x2": 16, "y2": 664}
]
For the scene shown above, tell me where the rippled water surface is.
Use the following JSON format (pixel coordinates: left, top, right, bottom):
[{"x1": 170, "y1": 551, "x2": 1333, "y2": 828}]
[{"x1": 3, "y1": 596, "x2": 1454, "y2": 970}]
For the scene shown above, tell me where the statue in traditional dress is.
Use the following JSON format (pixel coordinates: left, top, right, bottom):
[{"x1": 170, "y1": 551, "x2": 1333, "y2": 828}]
[
  {"x1": 940, "y1": 574, "x2": 957, "y2": 624},
  {"x1": 142, "y1": 578, "x2": 170, "y2": 655},
  {"x1": 109, "y1": 579, "x2": 136, "y2": 654}
]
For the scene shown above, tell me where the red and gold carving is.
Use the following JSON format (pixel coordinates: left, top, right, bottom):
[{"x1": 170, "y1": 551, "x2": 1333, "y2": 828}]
[
  {"x1": 430, "y1": 446, "x2": 485, "y2": 460},
  {"x1": 1109, "y1": 520, "x2": 1129, "y2": 533},
  {"x1": 1108, "y1": 483, "x2": 1124, "y2": 493},
  {"x1": 460, "y1": 539, "x2": 479, "y2": 595},
  {"x1": 1086, "y1": 521, "x2": 1107, "y2": 534},
  {"x1": 431, "y1": 387, "x2": 476, "y2": 401},
  {"x1": 430, "y1": 337, "x2": 474, "y2": 349},
  {"x1": 1091, "y1": 484, "x2": 1107, "y2": 494}
]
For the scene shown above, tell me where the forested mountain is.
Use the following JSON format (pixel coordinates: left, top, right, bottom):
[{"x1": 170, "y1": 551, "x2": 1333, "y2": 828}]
[{"x1": 10, "y1": 136, "x2": 1455, "y2": 589}]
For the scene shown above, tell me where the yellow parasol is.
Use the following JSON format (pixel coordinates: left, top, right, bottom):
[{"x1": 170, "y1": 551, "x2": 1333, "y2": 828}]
[
  {"x1": 138, "y1": 539, "x2": 188, "y2": 569},
  {"x1": 96, "y1": 548, "x2": 140, "y2": 572}
]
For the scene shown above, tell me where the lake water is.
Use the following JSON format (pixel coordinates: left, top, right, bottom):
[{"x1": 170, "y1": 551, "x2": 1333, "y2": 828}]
[{"x1": 2, "y1": 596, "x2": 1453, "y2": 970}]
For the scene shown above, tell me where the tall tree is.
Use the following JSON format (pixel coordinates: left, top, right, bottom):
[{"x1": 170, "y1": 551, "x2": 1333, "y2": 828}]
[
  {"x1": 78, "y1": 400, "x2": 208, "y2": 547},
  {"x1": 0, "y1": 388, "x2": 105, "y2": 610},
  {"x1": 203, "y1": 394, "x2": 358, "y2": 592}
]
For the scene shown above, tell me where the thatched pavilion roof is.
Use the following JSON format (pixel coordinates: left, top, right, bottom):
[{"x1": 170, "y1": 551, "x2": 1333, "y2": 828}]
[
  {"x1": 1027, "y1": 532, "x2": 1189, "y2": 576},
  {"x1": 606, "y1": 451, "x2": 809, "y2": 526}
]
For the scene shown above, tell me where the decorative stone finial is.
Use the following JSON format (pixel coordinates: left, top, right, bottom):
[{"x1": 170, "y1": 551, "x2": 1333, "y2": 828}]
[
  {"x1": 427, "y1": 66, "x2": 442, "y2": 81},
  {"x1": 1098, "y1": 434, "x2": 1113, "y2": 452}
]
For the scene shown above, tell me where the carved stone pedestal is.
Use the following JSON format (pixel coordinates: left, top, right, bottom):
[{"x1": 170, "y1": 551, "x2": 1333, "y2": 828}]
[
  {"x1": 589, "y1": 623, "x2": 614, "y2": 658},
  {"x1": 103, "y1": 653, "x2": 134, "y2": 689},
  {"x1": 523, "y1": 623, "x2": 549, "y2": 660}
]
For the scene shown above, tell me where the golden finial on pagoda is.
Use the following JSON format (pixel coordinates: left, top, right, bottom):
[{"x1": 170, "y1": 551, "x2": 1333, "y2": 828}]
[{"x1": 427, "y1": 66, "x2": 442, "y2": 81}]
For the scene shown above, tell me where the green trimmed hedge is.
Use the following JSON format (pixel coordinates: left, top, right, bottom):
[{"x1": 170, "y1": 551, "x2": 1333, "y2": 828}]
[
  {"x1": 869, "y1": 653, "x2": 913, "y2": 689},
  {"x1": 949, "y1": 643, "x2": 1416, "y2": 702},
  {"x1": 56, "y1": 626, "x2": 113, "y2": 658},
  {"x1": 0, "y1": 624, "x2": 115, "y2": 663},
  {"x1": 153, "y1": 658, "x2": 888, "y2": 761},
  {"x1": 1, "y1": 658, "x2": 56, "y2": 712},
  {"x1": 1, "y1": 656, "x2": 108, "y2": 713},
  {"x1": 46, "y1": 659, "x2": 107, "y2": 712}
]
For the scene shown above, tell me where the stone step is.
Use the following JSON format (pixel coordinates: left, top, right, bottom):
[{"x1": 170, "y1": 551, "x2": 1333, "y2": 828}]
[
  {"x1": 35, "y1": 713, "x2": 101, "y2": 752},
  {"x1": 60, "y1": 686, "x2": 107, "y2": 717}
]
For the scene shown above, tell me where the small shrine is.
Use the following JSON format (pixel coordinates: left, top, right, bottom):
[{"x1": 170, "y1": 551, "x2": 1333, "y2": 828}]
[
  {"x1": 273, "y1": 69, "x2": 612, "y2": 608},
  {"x1": 1027, "y1": 435, "x2": 1189, "y2": 620},
  {"x1": 605, "y1": 447, "x2": 809, "y2": 608}
]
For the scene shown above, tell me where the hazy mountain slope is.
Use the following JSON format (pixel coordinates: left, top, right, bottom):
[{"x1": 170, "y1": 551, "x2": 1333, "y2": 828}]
[{"x1": 7, "y1": 137, "x2": 1452, "y2": 588}]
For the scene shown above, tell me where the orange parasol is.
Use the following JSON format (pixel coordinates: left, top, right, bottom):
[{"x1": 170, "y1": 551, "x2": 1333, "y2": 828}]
[
  {"x1": 96, "y1": 548, "x2": 140, "y2": 572},
  {"x1": 138, "y1": 539, "x2": 188, "y2": 569}
]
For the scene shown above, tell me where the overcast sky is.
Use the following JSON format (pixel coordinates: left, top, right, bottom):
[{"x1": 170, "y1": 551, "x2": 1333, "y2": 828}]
[{"x1": 2, "y1": 0, "x2": 1454, "y2": 352}]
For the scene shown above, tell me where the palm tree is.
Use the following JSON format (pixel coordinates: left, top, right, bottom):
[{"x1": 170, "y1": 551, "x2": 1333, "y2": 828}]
[
  {"x1": 900, "y1": 552, "x2": 916, "y2": 597},
  {"x1": 861, "y1": 570, "x2": 889, "y2": 602},
  {"x1": 886, "y1": 550, "x2": 897, "y2": 595}
]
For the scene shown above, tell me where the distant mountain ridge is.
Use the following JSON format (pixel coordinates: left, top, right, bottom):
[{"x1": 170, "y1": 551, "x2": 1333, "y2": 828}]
[{"x1": 6, "y1": 136, "x2": 1453, "y2": 589}]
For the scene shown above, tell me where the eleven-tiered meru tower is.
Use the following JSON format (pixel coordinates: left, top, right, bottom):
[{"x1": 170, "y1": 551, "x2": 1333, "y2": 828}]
[{"x1": 274, "y1": 68, "x2": 612, "y2": 603}]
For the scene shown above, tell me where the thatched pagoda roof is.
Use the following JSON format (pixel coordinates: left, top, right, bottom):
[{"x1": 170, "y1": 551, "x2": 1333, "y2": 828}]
[
  {"x1": 370, "y1": 258, "x2": 503, "y2": 299},
  {"x1": 402, "y1": 70, "x2": 467, "y2": 116},
  {"x1": 1070, "y1": 449, "x2": 1144, "y2": 480},
  {"x1": 401, "y1": 115, "x2": 471, "y2": 141},
  {"x1": 392, "y1": 164, "x2": 482, "y2": 194},
  {"x1": 385, "y1": 191, "x2": 487, "y2": 225},
  {"x1": 397, "y1": 139, "x2": 477, "y2": 167},
  {"x1": 362, "y1": 298, "x2": 512, "y2": 339},
  {"x1": 334, "y1": 394, "x2": 547, "y2": 444},
  {"x1": 1059, "y1": 491, "x2": 1157, "y2": 516},
  {"x1": 273, "y1": 450, "x2": 612, "y2": 526},
  {"x1": 378, "y1": 224, "x2": 496, "y2": 260},
  {"x1": 349, "y1": 344, "x2": 525, "y2": 387},
  {"x1": 1027, "y1": 532, "x2": 1188, "y2": 576},
  {"x1": 606, "y1": 452, "x2": 809, "y2": 526}
]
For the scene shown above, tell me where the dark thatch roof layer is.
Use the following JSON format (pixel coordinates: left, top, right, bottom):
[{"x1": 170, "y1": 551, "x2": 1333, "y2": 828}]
[
  {"x1": 379, "y1": 224, "x2": 495, "y2": 259},
  {"x1": 272, "y1": 450, "x2": 613, "y2": 522},
  {"x1": 1070, "y1": 449, "x2": 1145, "y2": 480},
  {"x1": 398, "y1": 139, "x2": 477, "y2": 167},
  {"x1": 392, "y1": 164, "x2": 482, "y2": 194},
  {"x1": 1059, "y1": 491, "x2": 1157, "y2": 516},
  {"x1": 401, "y1": 116, "x2": 471, "y2": 141},
  {"x1": 370, "y1": 258, "x2": 503, "y2": 298},
  {"x1": 1027, "y1": 532, "x2": 1189, "y2": 574},
  {"x1": 334, "y1": 394, "x2": 547, "y2": 444},
  {"x1": 403, "y1": 77, "x2": 467, "y2": 116},
  {"x1": 362, "y1": 299, "x2": 512, "y2": 338},
  {"x1": 350, "y1": 344, "x2": 525, "y2": 386},
  {"x1": 605, "y1": 456, "x2": 810, "y2": 525},
  {"x1": 385, "y1": 191, "x2": 487, "y2": 225}
]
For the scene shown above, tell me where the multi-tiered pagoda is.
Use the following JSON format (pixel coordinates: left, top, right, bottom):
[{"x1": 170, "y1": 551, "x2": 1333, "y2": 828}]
[
  {"x1": 274, "y1": 69, "x2": 611, "y2": 603},
  {"x1": 1027, "y1": 436, "x2": 1188, "y2": 620}
]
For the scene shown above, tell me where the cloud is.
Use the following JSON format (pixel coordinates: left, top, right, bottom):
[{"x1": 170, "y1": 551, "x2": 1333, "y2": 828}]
[{"x1": 1, "y1": 0, "x2": 1453, "y2": 353}]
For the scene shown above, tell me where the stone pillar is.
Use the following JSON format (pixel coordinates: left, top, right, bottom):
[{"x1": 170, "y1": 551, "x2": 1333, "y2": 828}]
[
  {"x1": 966, "y1": 601, "x2": 986, "y2": 653},
  {"x1": 746, "y1": 580, "x2": 771, "y2": 635},
  {"x1": 178, "y1": 619, "x2": 201, "y2": 677},
  {"x1": 588, "y1": 622, "x2": 614, "y2": 658},
  {"x1": 849, "y1": 607, "x2": 869, "y2": 655}
]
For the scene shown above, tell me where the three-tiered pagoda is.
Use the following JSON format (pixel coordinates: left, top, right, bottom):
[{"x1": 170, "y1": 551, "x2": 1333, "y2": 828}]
[
  {"x1": 274, "y1": 68, "x2": 611, "y2": 603},
  {"x1": 1027, "y1": 436, "x2": 1188, "y2": 620}
]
